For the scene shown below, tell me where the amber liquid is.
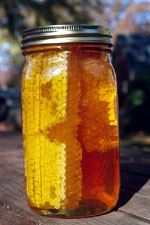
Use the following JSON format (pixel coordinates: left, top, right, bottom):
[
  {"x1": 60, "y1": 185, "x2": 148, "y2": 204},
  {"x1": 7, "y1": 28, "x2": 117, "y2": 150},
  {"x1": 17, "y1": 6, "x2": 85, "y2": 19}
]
[{"x1": 21, "y1": 44, "x2": 120, "y2": 217}]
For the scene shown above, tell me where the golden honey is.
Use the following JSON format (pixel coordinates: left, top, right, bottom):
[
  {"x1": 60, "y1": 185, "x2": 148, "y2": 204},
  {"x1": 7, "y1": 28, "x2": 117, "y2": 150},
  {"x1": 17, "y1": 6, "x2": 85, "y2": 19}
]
[{"x1": 21, "y1": 25, "x2": 120, "y2": 218}]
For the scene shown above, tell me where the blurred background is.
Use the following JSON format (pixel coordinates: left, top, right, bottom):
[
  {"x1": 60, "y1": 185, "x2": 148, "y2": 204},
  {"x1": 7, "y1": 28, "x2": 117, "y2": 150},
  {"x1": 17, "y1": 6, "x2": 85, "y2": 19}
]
[{"x1": 0, "y1": 0, "x2": 150, "y2": 149}]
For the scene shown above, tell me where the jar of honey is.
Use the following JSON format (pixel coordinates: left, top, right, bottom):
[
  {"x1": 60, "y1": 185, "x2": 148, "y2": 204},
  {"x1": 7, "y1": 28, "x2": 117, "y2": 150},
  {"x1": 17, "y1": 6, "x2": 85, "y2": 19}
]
[{"x1": 21, "y1": 24, "x2": 120, "y2": 218}]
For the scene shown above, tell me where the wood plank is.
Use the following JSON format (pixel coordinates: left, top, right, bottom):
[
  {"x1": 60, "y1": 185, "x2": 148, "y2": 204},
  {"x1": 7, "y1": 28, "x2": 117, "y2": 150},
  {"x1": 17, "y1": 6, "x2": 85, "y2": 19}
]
[
  {"x1": 121, "y1": 162, "x2": 150, "y2": 177},
  {"x1": 0, "y1": 204, "x2": 35, "y2": 225},
  {"x1": 119, "y1": 192, "x2": 150, "y2": 222},
  {"x1": 120, "y1": 170, "x2": 150, "y2": 196},
  {"x1": 1, "y1": 183, "x2": 150, "y2": 225},
  {"x1": 38, "y1": 211, "x2": 150, "y2": 225},
  {"x1": 1, "y1": 178, "x2": 149, "y2": 225},
  {"x1": 120, "y1": 147, "x2": 150, "y2": 164},
  {"x1": 1, "y1": 201, "x2": 149, "y2": 225},
  {"x1": 0, "y1": 150, "x2": 24, "y2": 176},
  {"x1": 85, "y1": 211, "x2": 150, "y2": 225},
  {"x1": 139, "y1": 179, "x2": 150, "y2": 197},
  {"x1": 0, "y1": 133, "x2": 150, "y2": 224}
]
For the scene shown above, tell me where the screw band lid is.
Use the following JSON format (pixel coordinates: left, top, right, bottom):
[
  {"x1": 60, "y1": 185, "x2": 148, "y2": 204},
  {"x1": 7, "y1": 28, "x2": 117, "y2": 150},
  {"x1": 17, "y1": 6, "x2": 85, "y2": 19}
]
[{"x1": 22, "y1": 24, "x2": 113, "y2": 48}]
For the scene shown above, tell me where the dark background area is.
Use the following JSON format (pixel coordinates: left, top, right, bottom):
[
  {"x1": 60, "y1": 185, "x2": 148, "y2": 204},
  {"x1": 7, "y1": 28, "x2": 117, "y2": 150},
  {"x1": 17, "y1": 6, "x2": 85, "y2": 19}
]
[{"x1": 0, "y1": 0, "x2": 150, "y2": 148}]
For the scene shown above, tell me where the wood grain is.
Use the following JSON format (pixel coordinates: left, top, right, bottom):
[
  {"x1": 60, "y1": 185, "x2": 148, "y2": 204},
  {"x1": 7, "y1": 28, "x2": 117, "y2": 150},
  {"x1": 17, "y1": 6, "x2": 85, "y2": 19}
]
[
  {"x1": 119, "y1": 193, "x2": 150, "y2": 222},
  {"x1": 0, "y1": 132, "x2": 150, "y2": 225}
]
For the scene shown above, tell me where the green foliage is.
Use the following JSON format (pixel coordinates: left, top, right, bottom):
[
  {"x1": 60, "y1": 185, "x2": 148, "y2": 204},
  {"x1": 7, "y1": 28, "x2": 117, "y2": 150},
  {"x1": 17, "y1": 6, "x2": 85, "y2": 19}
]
[
  {"x1": 128, "y1": 89, "x2": 145, "y2": 107},
  {"x1": 0, "y1": 0, "x2": 94, "y2": 37},
  {"x1": 127, "y1": 70, "x2": 150, "y2": 131},
  {"x1": 0, "y1": 0, "x2": 95, "y2": 64}
]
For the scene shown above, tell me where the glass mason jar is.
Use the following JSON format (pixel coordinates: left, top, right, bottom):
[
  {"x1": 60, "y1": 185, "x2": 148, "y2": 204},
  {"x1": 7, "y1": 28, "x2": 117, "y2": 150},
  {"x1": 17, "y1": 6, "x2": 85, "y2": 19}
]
[{"x1": 21, "y1": 25, "x2": 120, "y2": 218}]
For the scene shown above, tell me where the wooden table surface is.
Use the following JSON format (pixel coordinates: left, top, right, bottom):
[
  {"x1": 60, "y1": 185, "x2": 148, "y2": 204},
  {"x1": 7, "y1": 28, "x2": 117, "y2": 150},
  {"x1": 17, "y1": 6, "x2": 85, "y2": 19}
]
[{"x1": 0, "y1": 132, "x2": 150, "y2": 225}]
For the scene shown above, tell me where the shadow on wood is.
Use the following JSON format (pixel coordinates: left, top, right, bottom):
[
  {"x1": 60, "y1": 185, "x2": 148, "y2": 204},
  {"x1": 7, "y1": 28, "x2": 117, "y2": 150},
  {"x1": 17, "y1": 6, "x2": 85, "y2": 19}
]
[{"x1": 115, "y1": 162, "x2": 150, "y2": 209}]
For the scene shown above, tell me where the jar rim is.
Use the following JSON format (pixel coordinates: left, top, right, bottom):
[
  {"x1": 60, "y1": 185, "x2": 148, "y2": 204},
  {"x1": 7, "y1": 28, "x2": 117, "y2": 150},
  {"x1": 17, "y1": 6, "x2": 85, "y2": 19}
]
[{"x1": 21, "y1": 24, "x2": 113, "y2": 48}]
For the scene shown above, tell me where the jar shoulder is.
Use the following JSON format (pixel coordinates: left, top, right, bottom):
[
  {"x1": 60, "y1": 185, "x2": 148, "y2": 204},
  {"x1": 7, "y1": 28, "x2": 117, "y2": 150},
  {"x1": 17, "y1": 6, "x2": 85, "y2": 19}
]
[{"x1": 22, "y1": 50, "x2": 117, "y2": 87}]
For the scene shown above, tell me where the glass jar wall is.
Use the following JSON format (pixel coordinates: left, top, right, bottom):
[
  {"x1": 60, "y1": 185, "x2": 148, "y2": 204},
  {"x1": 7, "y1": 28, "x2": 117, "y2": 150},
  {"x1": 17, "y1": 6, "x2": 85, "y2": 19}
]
[{"x1": 21, "y1": 43, "x2": 120, "y2": 218}]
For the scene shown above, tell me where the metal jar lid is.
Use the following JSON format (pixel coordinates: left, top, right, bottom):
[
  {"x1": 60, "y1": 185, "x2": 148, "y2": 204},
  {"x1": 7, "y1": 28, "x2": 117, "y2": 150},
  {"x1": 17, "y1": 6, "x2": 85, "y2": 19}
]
[{"x1": 22, "y1": 24, "x2": 112, "y2": 48}]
